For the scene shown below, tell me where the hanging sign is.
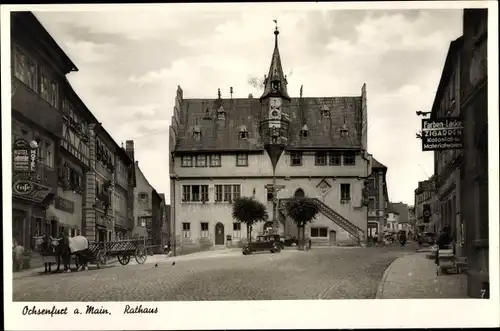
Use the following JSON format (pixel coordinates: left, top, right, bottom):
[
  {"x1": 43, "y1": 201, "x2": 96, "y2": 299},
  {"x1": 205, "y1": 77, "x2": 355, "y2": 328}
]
[
  {"x1": 421, "y1": 117, "x2": 463, "y2": 151},
  {"x1": 12, "y1": 139, "x2": 37, "y2": 172}
]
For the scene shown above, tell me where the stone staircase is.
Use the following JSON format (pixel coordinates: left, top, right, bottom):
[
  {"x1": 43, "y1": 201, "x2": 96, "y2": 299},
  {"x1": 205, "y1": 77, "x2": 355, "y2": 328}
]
[{"x1": 279, "y1": 198, "x2": 364, "y2": 243}]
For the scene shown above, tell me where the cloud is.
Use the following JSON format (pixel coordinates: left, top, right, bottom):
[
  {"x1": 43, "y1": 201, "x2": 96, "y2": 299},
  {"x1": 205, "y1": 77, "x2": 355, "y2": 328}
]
[{"x1": 33, "y1": 7, "x2": 463, "y2": 204}]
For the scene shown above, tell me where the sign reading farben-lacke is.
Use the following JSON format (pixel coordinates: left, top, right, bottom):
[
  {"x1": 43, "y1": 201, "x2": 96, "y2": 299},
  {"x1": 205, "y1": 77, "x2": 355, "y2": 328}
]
[{"x1": 421, "y1": 117, "x2": 463, "y2": 151}]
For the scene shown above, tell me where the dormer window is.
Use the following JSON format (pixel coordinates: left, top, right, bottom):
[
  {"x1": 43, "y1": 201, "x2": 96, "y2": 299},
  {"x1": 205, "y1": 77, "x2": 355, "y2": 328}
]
[
  {"x1": 217, "y1": 106, "x2": 225, "y2": 120},
  {"x1": 321, "y1": 104, "x2": 330, "y2": 117},
  {"x1": 340, "y1": 123, "x2": 349, "y2": 137},
  {"x1": 239, "y1": 125, "x2": 249, "y2": 139},
  {"x1": 193, "y1": 126, "x2": 201, "y2": 141},
  {"x1": 300, "y1": 124, "x2": 309, "y2": 138}
]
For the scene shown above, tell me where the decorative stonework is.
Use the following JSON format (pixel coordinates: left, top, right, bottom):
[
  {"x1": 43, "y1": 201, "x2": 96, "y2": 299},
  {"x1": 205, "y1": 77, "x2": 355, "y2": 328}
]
[{"x1": 316, "y1": 178, "x2": 332, "y2": 195}]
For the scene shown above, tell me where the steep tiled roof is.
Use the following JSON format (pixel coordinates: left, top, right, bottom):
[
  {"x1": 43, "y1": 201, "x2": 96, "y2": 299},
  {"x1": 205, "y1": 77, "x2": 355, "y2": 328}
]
[
  {"x1": 173, "y1": 96, "x2": 362, "y2": 152},
  {"x1": 371, "y1": 157, "x2": 387, "y2": 169}
]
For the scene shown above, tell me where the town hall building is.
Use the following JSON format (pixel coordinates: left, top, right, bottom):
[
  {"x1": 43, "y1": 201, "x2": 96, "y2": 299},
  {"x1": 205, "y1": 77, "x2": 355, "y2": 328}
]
[{"x1": 169, "y1": 26, "x2": 374, "y2": 255}]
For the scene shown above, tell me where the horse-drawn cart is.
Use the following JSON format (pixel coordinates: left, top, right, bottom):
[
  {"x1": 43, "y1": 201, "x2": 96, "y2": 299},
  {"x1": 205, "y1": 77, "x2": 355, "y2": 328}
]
[{"x1": 77, "y1": 238, "x2": 148, "y2": 269}]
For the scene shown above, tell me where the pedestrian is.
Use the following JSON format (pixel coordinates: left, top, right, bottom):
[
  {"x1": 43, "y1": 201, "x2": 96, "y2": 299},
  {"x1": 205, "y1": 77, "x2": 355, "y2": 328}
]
[
  {"x1": 435, "y1": 226, "x2": 452, "y2": 265},
  {"x1": 12, "y1": 238, "x2": 25, "y2": 272},
  {"x1": 399, "y1": 231, "x2": 407, "y2": 247},
  {"x1": 373, "y1": 231, "x2": 379, "y2": 247},
  {"x1": 60, "y1": 230, "x2": 71, "y2": 273}
]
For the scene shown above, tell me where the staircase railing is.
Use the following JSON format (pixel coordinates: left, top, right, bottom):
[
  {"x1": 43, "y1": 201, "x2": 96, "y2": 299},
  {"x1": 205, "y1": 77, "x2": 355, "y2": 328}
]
[{"x1": 279, "y1": 198, "x2": 364, "y2": 241}]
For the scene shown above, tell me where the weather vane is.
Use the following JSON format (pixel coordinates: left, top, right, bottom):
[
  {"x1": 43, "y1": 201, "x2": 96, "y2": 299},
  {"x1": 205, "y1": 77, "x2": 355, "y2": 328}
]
[{"x1": 273, "y1": 19, "x2": 278, "y2": 31}]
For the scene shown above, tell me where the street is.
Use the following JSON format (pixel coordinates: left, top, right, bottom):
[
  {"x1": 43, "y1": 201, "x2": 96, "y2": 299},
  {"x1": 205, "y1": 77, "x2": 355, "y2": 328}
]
[{"x1": 14, "y1": 244, "x2": 417, "y2": 301}]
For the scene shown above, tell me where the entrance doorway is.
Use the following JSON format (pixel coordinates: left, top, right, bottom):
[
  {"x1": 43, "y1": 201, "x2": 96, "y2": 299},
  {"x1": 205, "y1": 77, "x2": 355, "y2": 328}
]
[
  {"x1": 12, "y1": 209, "x2": 27, "y2": 246},
  {"x1": 329, "y1": 230, "x2": 337, "y2": 246},
  {"x1": 263, "y1": 221, "x2": 273, "y2": 234},
  {"x1": 294, "y1": 188, "x2": 305, "y2": 198},
  {"x1": 215, "y1": 222, "x2": 225, "y2": 245}
]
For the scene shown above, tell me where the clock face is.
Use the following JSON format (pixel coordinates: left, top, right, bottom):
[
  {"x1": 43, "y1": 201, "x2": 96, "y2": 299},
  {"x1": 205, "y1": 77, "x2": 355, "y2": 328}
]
[{"x1": 270, "y1": 97, "x2": 282, "y2": 109}]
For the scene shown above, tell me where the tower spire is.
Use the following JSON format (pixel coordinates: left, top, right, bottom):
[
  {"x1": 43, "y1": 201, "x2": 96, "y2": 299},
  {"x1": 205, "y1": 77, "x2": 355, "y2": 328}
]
[{"x1": 260, "y1": 20, "x2": 291, "y2": 101}]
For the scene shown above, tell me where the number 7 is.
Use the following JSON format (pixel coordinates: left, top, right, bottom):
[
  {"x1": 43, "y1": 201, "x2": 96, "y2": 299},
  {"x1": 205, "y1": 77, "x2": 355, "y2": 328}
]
[{"x1": 481, "y1": 289, "x2": 486, "y2": 298}]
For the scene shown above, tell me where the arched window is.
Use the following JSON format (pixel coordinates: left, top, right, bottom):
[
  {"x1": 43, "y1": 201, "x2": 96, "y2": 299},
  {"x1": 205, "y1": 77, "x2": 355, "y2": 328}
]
[{"x1": 294, "y1": 188, "x2": 305, "y2": 198}]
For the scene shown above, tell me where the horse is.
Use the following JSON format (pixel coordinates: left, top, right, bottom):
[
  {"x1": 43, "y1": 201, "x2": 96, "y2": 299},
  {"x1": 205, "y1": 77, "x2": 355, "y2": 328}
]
[
  {"x1": 58, "y1": 235, "x2": 90, "y2": 272},
  {"x1": 36, "y1": 234, "x2": 90, "y2": 273},
  {"x1": 38, "y1": 234, "x2": 62, "y2": 273}
]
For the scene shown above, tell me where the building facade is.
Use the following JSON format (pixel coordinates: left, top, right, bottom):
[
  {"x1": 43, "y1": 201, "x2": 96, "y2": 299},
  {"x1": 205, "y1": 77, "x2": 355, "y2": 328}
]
[
  {"x1": 169, "y1": 27, "x2": 371, "y2": 255},
  {"x1": 159, "y1": 194, "x2": 170, "y2": 247},
  {"x1": 11, "y1": 12, "x2": 136, "y2": 259},
  {"x1": 125, "y1": 141, "x2": 160, "y2": 239},
  {"x1": 414, "y1": 177, "x2": 437, "y2": 233},
  {"x1": 430, "y1": 35, "x2": 464, "y2": 257},
  {"x1": 366, "y1": 158, "x2": 389, "y2": 237},
  {"x1": 151, "y1": 190, "x2": 163, "y2": 247},
  {"x1": 460, "y1": 8, "x2": 489, "y2": 298},
  {"x1": 11, "y1": 12, "x2": 77, "y2": 250}
]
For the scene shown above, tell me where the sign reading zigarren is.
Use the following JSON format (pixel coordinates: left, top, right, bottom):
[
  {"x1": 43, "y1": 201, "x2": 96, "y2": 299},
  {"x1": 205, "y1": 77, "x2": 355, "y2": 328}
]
[{"x1": 421, "y1": 117, "x2": 463, "y2": 151}]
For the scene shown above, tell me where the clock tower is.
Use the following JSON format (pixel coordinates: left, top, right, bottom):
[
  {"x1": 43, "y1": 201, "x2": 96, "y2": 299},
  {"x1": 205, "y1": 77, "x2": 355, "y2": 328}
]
[{"x1": 259, "y1": 22, "x2": 291, "y2": 234}]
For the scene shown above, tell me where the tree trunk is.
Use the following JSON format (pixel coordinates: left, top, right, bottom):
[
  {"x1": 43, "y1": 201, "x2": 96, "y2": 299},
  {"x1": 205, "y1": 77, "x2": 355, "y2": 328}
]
[
  {"x1": 298, "y1": 225, "x2": 304, "y2": 250},
  {"x1": 247, "y1": 224, "x2": 251, "y2": 242}
]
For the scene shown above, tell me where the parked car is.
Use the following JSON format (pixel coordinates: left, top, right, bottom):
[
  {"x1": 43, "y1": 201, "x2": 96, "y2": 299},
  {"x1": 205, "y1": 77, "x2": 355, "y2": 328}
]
[
  {"x1": 242, "y1": 234, "x2": 283, "y2": 255},
  {"x1": 281, "y1": 235, "x2": 298, "y2": 247},
  {"x1": 419, "y1": 232, "x2": 436, "y2": 246}
]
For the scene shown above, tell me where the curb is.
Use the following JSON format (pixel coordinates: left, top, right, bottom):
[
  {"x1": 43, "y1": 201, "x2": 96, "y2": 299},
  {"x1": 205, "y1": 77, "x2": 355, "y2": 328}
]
[{"x1": 375, "y1": 252, "x2": 417, "y2": 299}]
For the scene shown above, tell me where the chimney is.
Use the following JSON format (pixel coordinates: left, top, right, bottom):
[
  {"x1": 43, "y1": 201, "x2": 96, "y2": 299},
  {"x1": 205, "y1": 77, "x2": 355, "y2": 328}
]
[
  {"x1": 125, "y1": 140, "x2": 135, "y2": 161},
  {"x1": 248, "y1": 93, "x2": 253, "y2": 99}
]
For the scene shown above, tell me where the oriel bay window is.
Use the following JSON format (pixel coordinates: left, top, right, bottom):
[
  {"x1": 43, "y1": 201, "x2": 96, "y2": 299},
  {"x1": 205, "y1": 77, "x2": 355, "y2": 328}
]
[
  {"x1": 182, "y1": 185, "x2": 209, "y2": 202},
  {"x1": 13, "y1": 46, "x2": 38, "y2": 92}
]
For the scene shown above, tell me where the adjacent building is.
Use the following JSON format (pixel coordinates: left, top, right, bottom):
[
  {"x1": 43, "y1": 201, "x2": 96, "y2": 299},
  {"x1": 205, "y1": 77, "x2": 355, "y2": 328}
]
[
  {"x1": 159, "y1": 194, "x2": 171, "y2": 247},
  {"x1": 366, "y1": 157, "x2": 389, "y2": 237},
  {"x1": 460, "y1": 8, "x2": 488, "y2": 298},
  {"x1": 169, "y1": 27, "x2": 372, "y2": 255},
  {"x1": 11, "y1": 12, "x2": 74, "y2": 248},
  {"x1": 430, "y1": 35, "x2": 464, "y2": 257},
  {"x1": 125, "y1": 140, "x2": 162, "y2": 240},
  {"x1": 151, "y1": 189, "x2": 163, "y2": 248},
  {"x1": 414, "y1": 176, "x2": 437, "y2": 233},
  {"x1": 11, "y1": 12, "x2": 137, "y2": 254}
]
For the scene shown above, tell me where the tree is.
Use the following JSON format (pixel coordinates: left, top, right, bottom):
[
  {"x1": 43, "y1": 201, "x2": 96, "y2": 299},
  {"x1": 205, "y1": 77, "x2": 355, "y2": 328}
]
[
  {"x1": 232, "y1": 197, "x2": 268, "y2": 242},
  {"x1": 285, "y1": 198, "x2": 320, "y2": 250}
]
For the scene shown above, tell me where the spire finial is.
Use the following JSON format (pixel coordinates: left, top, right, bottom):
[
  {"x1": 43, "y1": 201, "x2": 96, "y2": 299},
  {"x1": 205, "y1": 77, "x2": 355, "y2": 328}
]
[
  {"x1": 273, "y1": 19, "x2": 279, "y2": 45},
  {"x1": 218, "y1": 88, "x2": 221, "y2": 99}
]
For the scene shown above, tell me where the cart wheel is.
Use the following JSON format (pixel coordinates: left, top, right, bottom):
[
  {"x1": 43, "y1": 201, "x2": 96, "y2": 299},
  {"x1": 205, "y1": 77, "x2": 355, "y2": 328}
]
[
  {"x1": 135, "y1": 245, "x2": 147, "y2": 264},
  {"x1": 96, "y1": 250, "x2": 106, "y2": 269},
  {"x1": 118, "y1": 255, "x2": 131, "y2": 266}
]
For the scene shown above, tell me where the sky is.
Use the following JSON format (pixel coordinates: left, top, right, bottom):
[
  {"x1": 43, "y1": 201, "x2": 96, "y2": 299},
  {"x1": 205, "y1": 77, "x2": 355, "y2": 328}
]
[{"x1": 33, "y1": 5, "x2": 463, "y2": 206}]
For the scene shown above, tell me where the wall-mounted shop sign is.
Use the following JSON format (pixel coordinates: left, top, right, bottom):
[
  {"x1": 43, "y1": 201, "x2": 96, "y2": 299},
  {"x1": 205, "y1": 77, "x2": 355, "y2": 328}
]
[
  {"x1": 421, "y1": 117, "x2": 463, "y2": 151},
  {"x1": 55, "y1": 196, "x2": 75, "y2": 214},
  {"x1": 12, "y1": 178, "x2": 51, "y2": 203},
  {"x1": 12, "y1": 139, "x2": 37, "y2": 172}
]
